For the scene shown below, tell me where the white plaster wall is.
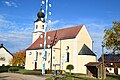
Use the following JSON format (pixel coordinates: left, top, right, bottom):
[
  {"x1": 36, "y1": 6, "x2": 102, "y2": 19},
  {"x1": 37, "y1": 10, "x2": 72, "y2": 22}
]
[
  {"x1": 32, "y1": 21, "x2": 45, "y2": 43},
  {"x1": 77, "y1": 55, "x2": 96, "y2": 74},
  {"x1": 0, "y1": 48, "x2": 13, "y2": 66},
  {"x1": 25, "y1": 49, "x2": 52, "y2": 70},
  {"x1": 106, "y1": 67, "x2": 114, "y2": 74},
  {"x1": 34, "y1": 21, "x2": 45, "y2": 32},
  {"x1": 118, "y1": 68, "x2": 120, "y2": 75}
]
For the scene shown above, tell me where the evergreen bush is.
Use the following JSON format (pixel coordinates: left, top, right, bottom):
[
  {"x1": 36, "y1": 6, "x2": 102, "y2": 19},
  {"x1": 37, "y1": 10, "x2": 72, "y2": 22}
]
[{"x1": 8, "y1": 67, "x2": 19, "y2": 72}]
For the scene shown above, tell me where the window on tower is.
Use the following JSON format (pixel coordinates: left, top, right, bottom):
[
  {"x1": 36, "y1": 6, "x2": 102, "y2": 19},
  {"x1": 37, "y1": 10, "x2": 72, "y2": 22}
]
[
  {"x1": 36, "y1": 25, "x2": 38, "y2": 29},
  {"x1": 42, "y1": 25, "x2": 44, "y2": 29}
]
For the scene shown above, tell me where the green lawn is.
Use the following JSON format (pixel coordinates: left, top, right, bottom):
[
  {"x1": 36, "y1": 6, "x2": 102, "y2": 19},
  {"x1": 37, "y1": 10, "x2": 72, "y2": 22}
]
[
  {"x1": 17, "y1": 69, "x2": 41, "y2": 75},
  {"x1": 46, "y1": 77, "x2": 119, "y2": 80},
  {"x1": 16, "y1": 69, "x2": 120, "y2": 80}
]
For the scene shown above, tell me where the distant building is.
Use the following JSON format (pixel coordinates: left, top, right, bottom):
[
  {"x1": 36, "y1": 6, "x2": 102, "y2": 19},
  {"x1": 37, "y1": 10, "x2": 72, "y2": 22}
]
[
  {"x1": 25, "y1": 6, "x2": 96, "y2": 74},
  {"x1": 0, "y1": 44, "x2": 13, "y2": 66},
  {"x1": 98, "y1": 54, "x2": 120, "y2": 75}
]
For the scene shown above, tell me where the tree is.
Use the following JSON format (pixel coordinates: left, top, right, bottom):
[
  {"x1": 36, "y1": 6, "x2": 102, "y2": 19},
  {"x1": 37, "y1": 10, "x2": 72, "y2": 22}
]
[
  {"x1": 66, "y1": 64, "x2": 74, "y2": 75},
  {"x1": 104, "y1": 21, "x2": 120, "y2": 53},
  {"x1": 10, "y1": 50, "x2": 26, "y2": 66}
]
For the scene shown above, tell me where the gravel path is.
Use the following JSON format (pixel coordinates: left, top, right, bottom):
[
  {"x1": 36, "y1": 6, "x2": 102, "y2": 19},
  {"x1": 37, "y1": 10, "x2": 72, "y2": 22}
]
[{"x1": 0, "y1": 72, "x2": 50, "y2": 80}]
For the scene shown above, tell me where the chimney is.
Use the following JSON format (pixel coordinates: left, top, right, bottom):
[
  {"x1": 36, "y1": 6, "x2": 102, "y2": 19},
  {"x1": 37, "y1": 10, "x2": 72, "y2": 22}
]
[{"x1": 1, "y1": 44, "x2": 3, "y2": 47}]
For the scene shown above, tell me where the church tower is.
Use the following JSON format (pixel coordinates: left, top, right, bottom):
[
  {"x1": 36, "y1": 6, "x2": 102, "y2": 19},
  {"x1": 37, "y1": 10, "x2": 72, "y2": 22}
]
[{"x1": 32, "y1": 7, "x2": 45, "y2": 43}]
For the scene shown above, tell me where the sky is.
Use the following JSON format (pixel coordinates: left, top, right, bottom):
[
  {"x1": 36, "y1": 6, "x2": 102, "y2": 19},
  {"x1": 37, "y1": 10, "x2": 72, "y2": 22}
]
[{"x1": 0, "y1": 0, "x2": 120, "y2": 58}]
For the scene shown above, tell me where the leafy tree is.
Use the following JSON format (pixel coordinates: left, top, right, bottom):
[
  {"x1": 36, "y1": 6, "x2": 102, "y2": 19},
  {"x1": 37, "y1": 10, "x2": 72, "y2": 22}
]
[
  {"x1": 104, "y1": 21, "x2": 120, "y2": 53},
  {"x1": 66, "y1": 64, "x2": 74, "y2": 75},
  {"x1": 10, "y1": 50, "x2": 26, "y2": 66}
]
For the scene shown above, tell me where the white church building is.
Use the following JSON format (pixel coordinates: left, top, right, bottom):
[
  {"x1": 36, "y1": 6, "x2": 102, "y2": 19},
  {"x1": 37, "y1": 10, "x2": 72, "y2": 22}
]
[{"x1": 25, "y1": 6, "x2": 97, "y2": 74}]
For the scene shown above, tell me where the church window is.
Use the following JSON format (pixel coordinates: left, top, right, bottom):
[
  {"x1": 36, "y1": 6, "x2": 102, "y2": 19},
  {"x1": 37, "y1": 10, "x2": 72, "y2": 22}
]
[
  {"x1": 36, "y1": 51, "x2": 38, "y2": 61},
  {"x1": 53, "y1": 56, "x2": 55, "y2": 59},
  {"x1": 36, "y1": 25, "x2": 38, "y2": 29},
  {"x1": 45, "y1": 51, "x2": 47, "y2": 61},
  {"x1": 42, "y1": 25, "x2": 44, "y2": 29},
  {"x1": 48, "y1": 53, "x2": 50, "y2": 56},
  {"x1": 66, "y1": 46, "x2": 69, "y2": 50},
  {"x1": 39, "y1": 52, "x2": 42, "y2": 55},
  {"x1": 48, "y1": 60, "x2": 50, "y2": 63},
  {"x1": 29, "y1": 52, "x2": 32, "y2": 55},
  {"x1": 66, "y1": 52, "x2": 69, "y2": 62}
]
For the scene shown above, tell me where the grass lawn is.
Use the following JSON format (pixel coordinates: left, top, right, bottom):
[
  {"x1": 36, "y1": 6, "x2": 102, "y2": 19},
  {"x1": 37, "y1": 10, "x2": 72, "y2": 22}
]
[
  {"x1": 17, "y1": 69, "x2": 41, "y2": 75},
  {"x1": 46, "y1": 77, "x2": 119, "y2": 80},
  {"x1": 16, "y1": 69, "x2": 120, "y2": 80}
]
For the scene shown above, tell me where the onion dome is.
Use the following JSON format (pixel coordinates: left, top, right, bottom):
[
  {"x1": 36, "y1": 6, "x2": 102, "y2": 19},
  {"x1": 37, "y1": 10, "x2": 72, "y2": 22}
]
[
  {"x1": 37, "y1": 9, "x2": 45, "y2": 18},
  {"x1": 35, "y1": 8, "x2": 45, "y2": 22}
]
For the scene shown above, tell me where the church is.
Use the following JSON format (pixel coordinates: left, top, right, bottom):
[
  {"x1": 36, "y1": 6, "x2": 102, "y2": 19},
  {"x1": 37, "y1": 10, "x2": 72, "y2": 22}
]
[{"x1": 25, "y1": 7, "x2": 97, "y2": 74}]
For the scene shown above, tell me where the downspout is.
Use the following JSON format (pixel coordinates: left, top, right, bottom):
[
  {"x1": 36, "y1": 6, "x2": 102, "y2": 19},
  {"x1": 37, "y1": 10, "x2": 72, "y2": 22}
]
[{"x1": 60, "y1": 39, "x2": 61, "y2": 70}]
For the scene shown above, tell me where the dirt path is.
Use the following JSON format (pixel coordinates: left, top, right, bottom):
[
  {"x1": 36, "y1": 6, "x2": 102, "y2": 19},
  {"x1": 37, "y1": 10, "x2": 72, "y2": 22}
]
[{"x1": 0, "y1": 72, "x2": 50, "y2": 80}]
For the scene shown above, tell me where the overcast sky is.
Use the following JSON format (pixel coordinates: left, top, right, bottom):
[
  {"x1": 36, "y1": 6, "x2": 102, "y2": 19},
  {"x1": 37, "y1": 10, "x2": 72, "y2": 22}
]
[{"x1": 0, "y1": 0, "x2": 120, "y2": 58}]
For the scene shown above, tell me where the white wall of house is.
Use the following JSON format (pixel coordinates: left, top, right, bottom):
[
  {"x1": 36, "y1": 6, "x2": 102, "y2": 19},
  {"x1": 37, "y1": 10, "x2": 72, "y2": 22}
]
[
  {"x1": 0, "y1": 47, "x2": 13, "y2": 66},
  {"x1": 106, "y1": 67, "x2": 114, "y2": 74},
  {"x1": 118, "y1": 68, "x2": 120, "y2": 75}
]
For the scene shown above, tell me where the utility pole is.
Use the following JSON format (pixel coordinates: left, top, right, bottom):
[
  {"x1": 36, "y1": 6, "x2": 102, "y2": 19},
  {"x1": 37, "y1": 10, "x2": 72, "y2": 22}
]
[{"x1": 102, "y1": 41, "x2": 105, "y2": 80}]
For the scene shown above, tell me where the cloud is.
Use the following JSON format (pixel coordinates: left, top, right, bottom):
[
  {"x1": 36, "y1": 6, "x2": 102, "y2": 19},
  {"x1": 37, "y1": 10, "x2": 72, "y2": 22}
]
[
  {"x1": 47, "y1": 20, "x2": 60, "y2": 30},
  {"x1": 3, "y1": 1, "x2": 18, "y2": 7},
  {"x1": 0, "y1": 15, "x2": 15, "y2": 30},
  {"x1": 86, "y1": 23, "x2": 112, "y2": 58},
  {"x1": 0, "y1": 14, "x2": 33, "y2": 53},
  {"x1": 49, "y1": 20, "x2": 59, "y2": 25},
  {"x1": 48, "y1": 20, "x2": 78, "y2": 30}
]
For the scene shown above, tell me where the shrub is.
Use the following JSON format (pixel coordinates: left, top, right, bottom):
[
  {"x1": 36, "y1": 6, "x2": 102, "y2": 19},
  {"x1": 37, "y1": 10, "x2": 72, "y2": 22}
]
[
  {"x1": 66, "y1": 64, "x2": 74, "y2": 75},
  {"x1": 0, "y1": 66, "x2": 11, "y2": 73},
  {"x1": 8, "y1": 67, "x2": 19, "y2": 72}
]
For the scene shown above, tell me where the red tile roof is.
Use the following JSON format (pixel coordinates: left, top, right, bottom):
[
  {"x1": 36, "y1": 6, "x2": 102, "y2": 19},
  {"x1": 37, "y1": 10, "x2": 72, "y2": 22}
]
[{"x1": 27, "y1": 25, "x2": 83, "y2": 50}]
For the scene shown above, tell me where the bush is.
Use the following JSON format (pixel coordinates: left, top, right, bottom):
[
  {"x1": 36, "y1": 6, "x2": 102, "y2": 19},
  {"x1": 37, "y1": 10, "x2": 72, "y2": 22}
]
[
  {"x1": 66, "y1": 64, "x2": 74, "y2": 75},
  {"x1": 0, "y1": 66, "x2": 11, "y2": 73},
  {"x1": 0, "y1": 66, "x2": 24, "y2": 73},
  {"x1": 8, "y1": 67, "x2": 19, "y2": 72}
]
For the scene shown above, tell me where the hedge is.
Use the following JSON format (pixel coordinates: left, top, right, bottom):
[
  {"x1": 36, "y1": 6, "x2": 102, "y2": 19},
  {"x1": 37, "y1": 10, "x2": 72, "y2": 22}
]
[{"x1": 0, "y1": 66, "x2": 24, "y2": 73}]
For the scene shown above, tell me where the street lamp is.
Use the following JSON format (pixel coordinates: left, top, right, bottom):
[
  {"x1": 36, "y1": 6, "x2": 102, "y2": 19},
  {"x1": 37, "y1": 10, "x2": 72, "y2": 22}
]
[{"x1": 102, "y1": 41, "x2": 105, "y2": 80}]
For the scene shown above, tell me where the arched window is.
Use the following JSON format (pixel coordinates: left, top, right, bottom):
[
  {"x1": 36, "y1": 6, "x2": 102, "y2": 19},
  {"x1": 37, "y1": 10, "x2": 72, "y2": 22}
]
[
  {"x1": 36, "y1": 51, "x2": 38, "y2": 61},
  {"x1": 36, "y1": 25, "x2": 38, "y2": 29},
  {"x1": 67, "y1": 52, "x2": 69, "y2": 62},
  {"x1": 42, "y1": 25, "x2": 44, "y2": 29}
]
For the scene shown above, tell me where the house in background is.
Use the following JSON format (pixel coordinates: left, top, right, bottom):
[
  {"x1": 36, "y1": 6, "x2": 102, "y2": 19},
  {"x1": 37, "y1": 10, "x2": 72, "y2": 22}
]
[
  {"x1": 98, "y1": 54, "x2": 120, "y2": 75},
  {"x1": 0, "y1": 44, "x2": 13, "y2": 66},
  {"x1": 25, "y1": 6, "x2": 97, "y2": 74}
]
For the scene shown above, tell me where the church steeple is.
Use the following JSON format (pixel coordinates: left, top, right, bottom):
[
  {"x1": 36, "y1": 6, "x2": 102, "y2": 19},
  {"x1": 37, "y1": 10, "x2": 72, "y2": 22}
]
[
  {"x1": 32, "y1": 5, "x2": 45, "y2": 43},
  {"x1": 35, "y1": 5, "x2": 45, "y2": 22}
]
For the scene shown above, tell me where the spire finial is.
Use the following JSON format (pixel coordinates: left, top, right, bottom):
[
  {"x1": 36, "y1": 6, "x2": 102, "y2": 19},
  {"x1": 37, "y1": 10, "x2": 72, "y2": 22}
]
[{"x1": 40, "y1": 3, "x2": 42, "y2": 10}]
